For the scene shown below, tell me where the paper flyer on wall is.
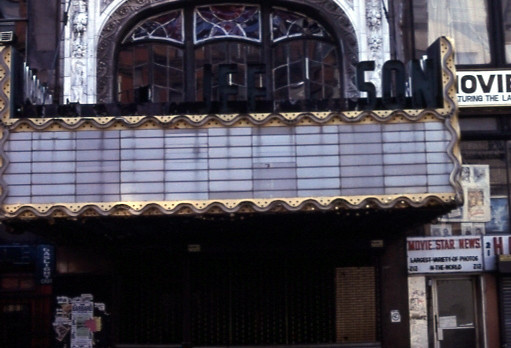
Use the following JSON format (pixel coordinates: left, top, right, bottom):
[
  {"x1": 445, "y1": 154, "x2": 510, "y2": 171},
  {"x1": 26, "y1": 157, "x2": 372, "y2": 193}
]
[
  {"x1": 440, "y1": 165, "x2": 491, "y2": 222},
  {"x1": 71, "y1": 294, "x2": 94, "y2": 348}
]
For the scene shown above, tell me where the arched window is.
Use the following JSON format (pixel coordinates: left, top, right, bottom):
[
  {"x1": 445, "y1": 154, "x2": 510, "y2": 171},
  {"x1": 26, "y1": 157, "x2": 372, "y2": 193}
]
[
  {"x1": 118, "y1": 10, "x2": 185, "y2": 103},
  {"x1": 116, "y1": 3, "x2": 342, "y2": 111}
]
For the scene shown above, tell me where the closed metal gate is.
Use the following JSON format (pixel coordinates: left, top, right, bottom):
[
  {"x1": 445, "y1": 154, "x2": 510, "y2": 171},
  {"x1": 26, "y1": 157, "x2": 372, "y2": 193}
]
[{"x1": 499, "y1": 276, "x2": 511, "y2": 345}]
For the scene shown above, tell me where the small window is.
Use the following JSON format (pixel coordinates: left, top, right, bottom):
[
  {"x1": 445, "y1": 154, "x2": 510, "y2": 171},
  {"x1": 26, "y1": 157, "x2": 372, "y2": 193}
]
[
  {"x1": 502, "y1": 1, "x2": 511, "y2": 63},
  {"x1": 413, "y1": 0, "x2": 490, "y2": 65}
]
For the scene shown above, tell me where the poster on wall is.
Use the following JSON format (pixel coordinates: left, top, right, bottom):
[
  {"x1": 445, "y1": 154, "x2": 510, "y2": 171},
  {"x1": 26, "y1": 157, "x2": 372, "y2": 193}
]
[
  {"x1": 440, "y1": 165, "x2": 491, "y2": 222},
  {"x1": 430, "y1": 224, "x2": 452, "y2": 236},
  {"x1": 460, "y1": 223, "x2": 485, "y2": 235},
  {"x1": 71, "y1": 294, "x2": 94, "y2": 348},
  {"x1": 53, "y1": 294, "x2": 109, "y2": 348},
  {"x1": 485, "y1": 197, "x2": 509, "y2": 233},
  {"x1": 53, "y1": 297, "x2": 72, "y2": 345}
]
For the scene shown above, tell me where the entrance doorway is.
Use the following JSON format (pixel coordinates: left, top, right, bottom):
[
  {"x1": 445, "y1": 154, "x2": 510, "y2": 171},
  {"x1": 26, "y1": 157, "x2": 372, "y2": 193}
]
[{"x1": 431, "y1": 278, "x2": 480, "y2": 348}]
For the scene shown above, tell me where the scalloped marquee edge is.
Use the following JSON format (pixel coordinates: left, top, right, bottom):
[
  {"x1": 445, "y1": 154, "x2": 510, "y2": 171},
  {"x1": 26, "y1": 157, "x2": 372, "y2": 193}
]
[
  {"x1": 1, "y1": 193, "x2": 458, "y2": 219},
  {"x1": 3, "y1": 109, "x2": 453, "y2": 132}
]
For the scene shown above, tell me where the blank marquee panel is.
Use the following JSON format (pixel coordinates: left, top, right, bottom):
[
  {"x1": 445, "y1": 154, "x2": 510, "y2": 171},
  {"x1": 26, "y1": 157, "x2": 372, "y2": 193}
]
[{"x1": 3, "y1": 122, "x2": 454, "y2": 204}]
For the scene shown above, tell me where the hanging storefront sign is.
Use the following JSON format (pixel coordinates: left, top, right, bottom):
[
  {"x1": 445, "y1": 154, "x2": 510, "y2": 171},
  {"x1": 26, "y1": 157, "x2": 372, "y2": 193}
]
[
  {"x1": 457, "y1": 70, "x2": 511, "y2": 107},
  {"x1": 407, "y1": 236, "x2": 483, "y2": 274},
  {"x1": 36, "y1": 244, "x2": 55, "y2": 285},
  {"x1": 483, "y1": 235, "x2": 511, "y2": 271}
]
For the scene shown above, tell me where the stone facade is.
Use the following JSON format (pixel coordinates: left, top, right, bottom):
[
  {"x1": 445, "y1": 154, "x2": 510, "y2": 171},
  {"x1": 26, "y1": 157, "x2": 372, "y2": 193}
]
[{"x1": 59, "y1": 0, "x2": 391, "y2": 103}]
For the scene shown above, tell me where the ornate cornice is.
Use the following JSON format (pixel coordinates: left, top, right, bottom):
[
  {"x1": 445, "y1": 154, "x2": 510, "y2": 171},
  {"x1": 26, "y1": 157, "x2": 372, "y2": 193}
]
[{"x1": 96, "y1": 0, "x2": 359, "y2": 103}]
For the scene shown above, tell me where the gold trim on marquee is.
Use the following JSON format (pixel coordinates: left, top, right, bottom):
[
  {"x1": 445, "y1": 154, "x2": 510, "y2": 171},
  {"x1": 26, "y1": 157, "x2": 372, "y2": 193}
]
[{"x1": 2, "y1": 194, "x2": 458, "y2": 219}]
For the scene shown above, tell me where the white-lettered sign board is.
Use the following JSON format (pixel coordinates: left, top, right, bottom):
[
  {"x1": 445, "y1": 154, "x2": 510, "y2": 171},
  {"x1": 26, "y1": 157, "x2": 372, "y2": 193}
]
[
  {"x1": 407, "y1": 236, "x2": 483, "y2": 274},
  {"x1": 457, "y1": 70, "x2": 511, "y2": 107}
]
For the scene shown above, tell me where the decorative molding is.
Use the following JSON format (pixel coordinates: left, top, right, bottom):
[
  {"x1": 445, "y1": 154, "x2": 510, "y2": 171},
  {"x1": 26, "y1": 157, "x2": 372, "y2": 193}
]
[
  {"x1": 0, "y1": 46, "x2": 11, "y2": 122},
  {"x1": 69, "y1": 0, "x2": 89, "y2": 103},
  {"x1": 96, "y1": 0, "x2": 359, "y2": 103},
  {"x1": 3, "y1": 109, "x2": 450, "y2": 132},
  {"x1": 366, "y1": 0, "x2": 382, "y2": 31},
  {"x1": 438, "y1": 36, "x2": 463, "y2": 204},
  {"x1": 366, "y1": 0, "x2": 384, "y2": 92},
  {"x1": 101, "y1": 0, "x2": 116, "y2": 13},
  {"x1": 0, "y1": 47, "x2": 10, "y2": 207},
  {"x1": 1, "y1": 193, "x2": 458, "y2": 219},
  {"x1": 0, "y1": 127, "x2": 9, "y2": 205},
  {"x1": 71, "y1": 0, "x2": 88, "y2": 57}
]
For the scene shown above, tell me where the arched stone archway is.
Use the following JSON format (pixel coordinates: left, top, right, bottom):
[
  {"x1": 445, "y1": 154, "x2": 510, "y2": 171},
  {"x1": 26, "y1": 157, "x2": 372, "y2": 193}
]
[{"x1": 96, "y1": 0, "x2": 359, "y2": 103}]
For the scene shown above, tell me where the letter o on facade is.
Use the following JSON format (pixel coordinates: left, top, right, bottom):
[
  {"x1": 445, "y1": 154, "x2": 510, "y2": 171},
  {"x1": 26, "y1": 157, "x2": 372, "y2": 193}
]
[{"x1": 461, "y1": 75, "x2": 477, "y2": 93}]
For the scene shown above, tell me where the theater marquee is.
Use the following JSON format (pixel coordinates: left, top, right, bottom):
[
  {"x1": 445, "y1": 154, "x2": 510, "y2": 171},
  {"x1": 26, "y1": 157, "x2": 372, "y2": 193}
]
[{"x1": 0, "y1": 37, "x2": 462, "y2": 219}]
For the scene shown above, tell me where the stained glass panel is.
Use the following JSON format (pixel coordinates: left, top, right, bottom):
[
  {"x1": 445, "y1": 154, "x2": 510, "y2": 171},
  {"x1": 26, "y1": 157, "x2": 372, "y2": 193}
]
[
  {"x1": 272, "y1": 8, "x2": 332, "y2": 42},
  {"x1": 194, "y1": 5, "x2": 261, "y2": 43},
  {"x1": 127, "y1": 10, "x2": 184, "y2": 44},
  {"x1": 117, "y1": 4, "x2": 342, "y2": 107}
]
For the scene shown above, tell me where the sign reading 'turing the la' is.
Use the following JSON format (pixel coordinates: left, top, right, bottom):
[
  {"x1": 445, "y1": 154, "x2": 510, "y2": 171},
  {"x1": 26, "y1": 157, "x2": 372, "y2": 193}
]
[{"x1": 457, "y1": 70, "x2": 511, "y2": 107}]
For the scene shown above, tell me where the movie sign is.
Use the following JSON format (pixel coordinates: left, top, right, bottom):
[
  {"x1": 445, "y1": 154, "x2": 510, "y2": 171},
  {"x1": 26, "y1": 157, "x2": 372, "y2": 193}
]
[
  {"x1": 457, "y1": 70, "x2": 511, "y2": 107},
  {"x1": 407, "y1": 236, "x2": 483, "y2": 274}
]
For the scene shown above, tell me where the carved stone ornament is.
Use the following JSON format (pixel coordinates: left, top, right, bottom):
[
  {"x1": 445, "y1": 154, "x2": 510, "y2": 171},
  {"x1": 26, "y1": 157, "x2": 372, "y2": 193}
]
[
  {"x1": 71, "y1": 0, "x2": 88, "y2": 58},
  {"x1": 366, "y1": 0, "x2": 384, "y2": 56},
  {"x1": 96, "y1": 0, "x2": 359, "y2": 103},
  {"x1": 366, "y1": 0, "x2": 382, "y2": 31},
  {"x1": 70, "y1": 0, "x2": 88, "y2": 102},
  {"x1": 365, "y1": 0, "x2": 385, "y2": 91},
  {"x1": 101, "y1": 0, "x2": 115, "y2": 13}
]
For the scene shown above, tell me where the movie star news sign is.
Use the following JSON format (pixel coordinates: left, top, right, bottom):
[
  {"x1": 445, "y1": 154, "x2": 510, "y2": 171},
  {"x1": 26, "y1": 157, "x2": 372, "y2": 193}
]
[{"x1": 407, "y1": 236, "x2": 483, "y2": 274}]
